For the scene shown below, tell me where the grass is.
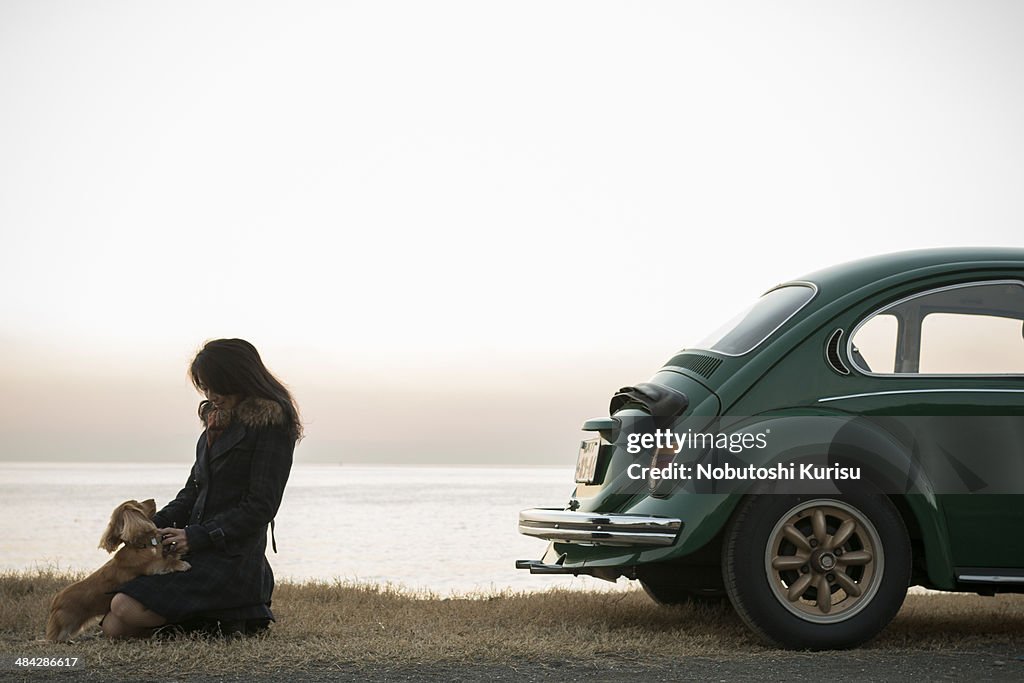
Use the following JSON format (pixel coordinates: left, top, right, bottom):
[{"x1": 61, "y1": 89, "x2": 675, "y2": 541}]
[{"x1": 1, "y1": 570, "x2": 1022, "y2": 677}]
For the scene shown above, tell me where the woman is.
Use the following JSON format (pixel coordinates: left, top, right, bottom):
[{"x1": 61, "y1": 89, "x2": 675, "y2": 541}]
[{"x1": 102, "y1": 339, "x2": 301, "y2": 638}]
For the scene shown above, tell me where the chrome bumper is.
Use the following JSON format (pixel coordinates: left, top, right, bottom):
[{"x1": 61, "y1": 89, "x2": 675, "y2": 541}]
[{"x1": 518, "y1": 508, "x2": 682, "y2": 547}]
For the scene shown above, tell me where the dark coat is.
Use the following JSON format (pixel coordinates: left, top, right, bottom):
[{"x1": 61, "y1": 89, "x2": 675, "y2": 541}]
[{"x1": 117, "y1": 397, "x2": 295, "y2": 623}]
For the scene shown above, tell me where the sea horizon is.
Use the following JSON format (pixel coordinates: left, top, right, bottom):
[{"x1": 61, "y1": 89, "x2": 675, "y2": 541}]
[{"x1": 0, "y1": 461, "x2": 612, "y2": 595}]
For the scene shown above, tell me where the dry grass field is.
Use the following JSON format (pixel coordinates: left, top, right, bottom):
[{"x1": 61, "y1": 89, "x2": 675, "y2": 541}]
[{"x1": 1, "y1": 570, "x2": 1022, "y2": 680}]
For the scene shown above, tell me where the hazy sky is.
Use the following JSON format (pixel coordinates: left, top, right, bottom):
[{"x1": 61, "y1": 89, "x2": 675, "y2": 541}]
[{"x1": 2, "y1": 1, "x2": 1023, "y2": 465}]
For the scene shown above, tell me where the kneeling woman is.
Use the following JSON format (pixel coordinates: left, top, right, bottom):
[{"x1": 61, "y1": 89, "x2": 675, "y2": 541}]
[{"x1": 103, "y1": 339, "x2": 301, "y2": 638}]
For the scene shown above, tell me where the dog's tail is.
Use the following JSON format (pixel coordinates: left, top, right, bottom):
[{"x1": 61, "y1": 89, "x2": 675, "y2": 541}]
[{"x1": 45, "y1": 609, "x2": 75, "y2": 642}]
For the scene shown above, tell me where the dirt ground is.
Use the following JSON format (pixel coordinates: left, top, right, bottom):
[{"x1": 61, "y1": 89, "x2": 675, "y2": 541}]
[{"x1": 6, "y1": 649, "x2": 1024, "y2": 683}]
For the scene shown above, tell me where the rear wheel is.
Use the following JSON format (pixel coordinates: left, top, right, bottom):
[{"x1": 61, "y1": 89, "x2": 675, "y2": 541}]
[{"x1": 722, "y1": 494, "x2": 910, "y2": 649}]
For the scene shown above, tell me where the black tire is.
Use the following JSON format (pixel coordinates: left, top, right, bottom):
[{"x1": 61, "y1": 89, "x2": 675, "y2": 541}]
[
  {"x1": 722, "y1": 493, "x2": 910, "y2": 650},
  {"x1": 640, "y1": 580, "x2": 726, "y2": 606}
]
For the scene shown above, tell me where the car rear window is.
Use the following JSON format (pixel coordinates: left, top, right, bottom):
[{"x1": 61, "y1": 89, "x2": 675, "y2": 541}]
[{"x1": 695, "y1": 284, "x2": 816, "y2": 356}]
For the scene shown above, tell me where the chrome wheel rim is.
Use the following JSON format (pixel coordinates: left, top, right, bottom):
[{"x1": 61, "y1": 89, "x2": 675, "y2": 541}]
[{"x1": 763, "y1": 499, "x2": 883, "y2": 624}]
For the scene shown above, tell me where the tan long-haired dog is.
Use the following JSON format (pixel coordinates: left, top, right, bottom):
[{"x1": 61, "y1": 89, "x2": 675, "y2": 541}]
[{"x1": 46, "y1": 499, "x2": 191, "y2": 641}]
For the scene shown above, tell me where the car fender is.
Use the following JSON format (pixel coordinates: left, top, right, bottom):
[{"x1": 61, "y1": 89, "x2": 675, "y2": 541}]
[{"x1": 695, "y1": 412, "x2": 955, "y2": 588}]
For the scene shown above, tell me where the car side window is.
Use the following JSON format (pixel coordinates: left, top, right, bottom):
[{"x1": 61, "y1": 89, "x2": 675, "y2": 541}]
[
  {"x1": 849, "y1": 281, "x2": 1024, "y2": 375},
  {"x1": 920, "y1": 313, "x2": 1024, "y2": 373},
  {"x1": 849, "y1": 313, "x2": 898, "y2": 373}
]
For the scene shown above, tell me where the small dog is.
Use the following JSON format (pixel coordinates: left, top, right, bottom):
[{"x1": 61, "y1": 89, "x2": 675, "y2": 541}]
[{"x1": 45, "y1": 498, "x2": 191, "y2": 642}]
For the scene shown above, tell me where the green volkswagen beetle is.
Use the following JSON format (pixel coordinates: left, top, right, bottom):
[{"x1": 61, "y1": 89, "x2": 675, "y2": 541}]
[{"x1": 517, "y1": 248, "x2": 1024, "y2": 649}]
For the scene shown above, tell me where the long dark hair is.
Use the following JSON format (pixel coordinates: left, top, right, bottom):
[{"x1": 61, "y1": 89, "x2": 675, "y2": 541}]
[{"x1": 189, "y1": 338, "x2": 303, "y2": 441}]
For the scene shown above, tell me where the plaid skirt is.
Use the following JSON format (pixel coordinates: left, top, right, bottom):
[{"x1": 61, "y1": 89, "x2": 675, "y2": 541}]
[{"x1": 116, "y1": 540, "x2": 275, "y2": 623}]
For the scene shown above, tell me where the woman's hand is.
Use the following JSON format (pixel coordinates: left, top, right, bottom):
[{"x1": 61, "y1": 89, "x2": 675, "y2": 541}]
[{"x1": 158, "y1": 527, "x2": 189, "y2": 555}]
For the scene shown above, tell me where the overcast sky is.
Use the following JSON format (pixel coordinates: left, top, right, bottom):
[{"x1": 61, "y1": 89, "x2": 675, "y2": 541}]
[{"x1": 1, "y1": 1, "x2": 1022, "y2": 465}]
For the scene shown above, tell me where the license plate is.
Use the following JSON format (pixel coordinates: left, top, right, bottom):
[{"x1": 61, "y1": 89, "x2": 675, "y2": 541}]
[{"x1": 575, "y1": 437, "x2": 601, "y2": 484}]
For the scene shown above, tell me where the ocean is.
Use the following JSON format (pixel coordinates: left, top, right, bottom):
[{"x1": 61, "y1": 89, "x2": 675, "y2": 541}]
[{"x1": 0, "y1": 462, "x2": 620, "y2": 595}]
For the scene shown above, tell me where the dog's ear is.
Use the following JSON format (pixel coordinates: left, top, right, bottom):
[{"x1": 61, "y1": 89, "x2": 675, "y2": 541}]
[
  {"x1": 99, "y1": 501, "x2": 132, "y2": 552},
  {"x1": 140, "y1": 499, "x2": 157, "y2": 519},
  {"x1": 119, "y1": 501, "x2": 156, "y2": 545}
]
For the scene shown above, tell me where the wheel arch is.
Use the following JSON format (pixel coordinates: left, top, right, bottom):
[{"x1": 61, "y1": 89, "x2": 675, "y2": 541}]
[{"x1": 887, "y1": 493, "x2": 956, "y2": 590}]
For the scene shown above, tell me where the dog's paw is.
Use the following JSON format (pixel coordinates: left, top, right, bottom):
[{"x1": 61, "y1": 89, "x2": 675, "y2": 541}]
[{"x1": 178, "y1": 561, "x2": 192, "y2": 572}]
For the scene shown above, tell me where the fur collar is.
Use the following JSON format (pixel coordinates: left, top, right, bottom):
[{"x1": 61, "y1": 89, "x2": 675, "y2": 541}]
[{"x1": 201, "y1": 396, "x2": 286, "y2": 429}]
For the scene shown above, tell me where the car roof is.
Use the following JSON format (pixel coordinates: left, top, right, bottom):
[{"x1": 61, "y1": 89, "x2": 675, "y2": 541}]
[{"x1": 786, "y1": 247, "x2": 1024, "y2": 297}]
